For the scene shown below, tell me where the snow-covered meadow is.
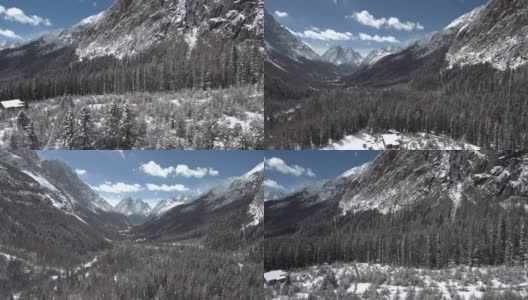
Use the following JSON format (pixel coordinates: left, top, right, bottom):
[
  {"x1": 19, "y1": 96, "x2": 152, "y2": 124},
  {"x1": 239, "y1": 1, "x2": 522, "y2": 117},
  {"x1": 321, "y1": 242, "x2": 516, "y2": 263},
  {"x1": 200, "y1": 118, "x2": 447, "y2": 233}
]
[
  {"x1": 323, "y1": 130, "x2": 480, "y2": 151},
  {"x1": 265, "y1": 263, "x2": 528, "y2": 299}
]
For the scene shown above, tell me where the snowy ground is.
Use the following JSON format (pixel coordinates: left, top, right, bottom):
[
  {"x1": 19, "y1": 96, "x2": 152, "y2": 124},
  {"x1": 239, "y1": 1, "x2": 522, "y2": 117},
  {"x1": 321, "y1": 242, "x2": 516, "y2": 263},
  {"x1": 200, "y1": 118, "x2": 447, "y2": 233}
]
[
  {"x1": 323, "y1": 130, "x2": 480, "y2": 151},
  {"x1": 265, "y1": 262, "x2": 528, "y2": 300}
]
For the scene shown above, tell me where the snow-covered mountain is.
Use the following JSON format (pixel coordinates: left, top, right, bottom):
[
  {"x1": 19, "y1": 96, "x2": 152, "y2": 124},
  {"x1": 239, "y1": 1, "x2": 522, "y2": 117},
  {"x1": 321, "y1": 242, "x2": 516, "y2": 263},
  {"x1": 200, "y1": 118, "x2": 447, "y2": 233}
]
[
  {"x1": 18, "y1": 0, "x2": 261, "y2": 61},
  {"x1": 266, "y1": 151, "x2": 528, "y2": 236},
  {"x1": 264, "y1": 9, "x2": 339, "y2": 85},
  {"x1": 149, "y1": 195, "x2": 189, "y2": 218},
  {"x1": 349, "y1": 0, "x2": 527, "y2": 86},
  {"x1": 0, "y1": 0, "x2": 263, "y2": 95},
  {"x1": 0, "y1": 150, "x2": 126, "y2": 262},
  {"x1": 361, "y1": 46, "x2": 402, "y2": 66},
  {"x1": 446, "y1": 0, "x2": 528, "y2": 70},
  {"x1": 264, "y1": 10, "x2": 319, "y2": 62},
  {"x1": 136, "y1": 162, "x2": 264, "y2": 240},
  {"x1": 114, "y1": 197, "x2": 152, "y2": 225},
  {"x1": 321, "y1": 46, "x2": 363, "y2": 67}
]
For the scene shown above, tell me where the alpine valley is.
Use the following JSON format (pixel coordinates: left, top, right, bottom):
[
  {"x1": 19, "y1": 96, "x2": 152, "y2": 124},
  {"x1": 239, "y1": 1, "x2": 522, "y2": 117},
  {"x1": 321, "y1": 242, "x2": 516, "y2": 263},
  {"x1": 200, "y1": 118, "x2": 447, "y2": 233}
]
[
  {"x1": 0, "y1": 0, "x2": 264, "y2": 150},
  {"x1": 0, "y1": 150, "x2": 263, "y2": 299},
  {"x1": 264, "y1": 150, "x2": 528, "y2": 299},
  {"x1": 265, "y1": 0, "x2": 528, "y2": 151}
]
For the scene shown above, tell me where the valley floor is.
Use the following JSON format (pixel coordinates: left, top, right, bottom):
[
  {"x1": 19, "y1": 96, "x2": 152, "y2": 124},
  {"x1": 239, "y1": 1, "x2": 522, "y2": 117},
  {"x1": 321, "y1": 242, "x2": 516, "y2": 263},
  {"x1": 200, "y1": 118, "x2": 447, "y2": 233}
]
[
  {"x1": 1, "y1": 239, "x2": 263, "y2": 299},
  {"x1": 322, "y1": 130, "x2": 480, "y2": 151},
  {"x1": 265, "y1": 262, "x2": 528, "y2": 300},
  {"x1": 0, "y1": 85, "x2": 263, "y2": 150}
]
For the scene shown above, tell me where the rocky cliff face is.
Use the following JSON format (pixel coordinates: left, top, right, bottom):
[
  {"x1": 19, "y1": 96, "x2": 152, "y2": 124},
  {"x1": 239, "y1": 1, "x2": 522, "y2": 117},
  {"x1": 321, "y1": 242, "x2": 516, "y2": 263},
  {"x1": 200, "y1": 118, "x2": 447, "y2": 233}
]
[
  {"x1": 266, "y1": 151, "x2": 528, "y2": 236},
  {"x1": 446, "y1": 0, "x2": 528, "y2": 70}
]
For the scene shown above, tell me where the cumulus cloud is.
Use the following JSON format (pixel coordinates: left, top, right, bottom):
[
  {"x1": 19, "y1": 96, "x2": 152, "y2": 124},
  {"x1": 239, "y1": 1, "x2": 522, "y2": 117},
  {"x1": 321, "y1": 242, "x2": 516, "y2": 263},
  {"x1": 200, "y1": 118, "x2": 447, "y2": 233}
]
[
  {"x1": 0, "y1": 5, "x2": 52, "y2": 26},
  {"x1": 0, "y1": 28, "x2": 22, "y2": 39},
  {"x1": 93, "y1": 182, "x2": 142, "y2": 193},
  {"x1": 292, "y1": 27, "x2": 354, "y2": 41},
  {"x1": 146, "y1": 184, "x2": 189, "y2": 192},
  {"x1": 358, "y1": 33, "x2": 400, "y2": 43},
  {"x1": 348, "y1": 10, "x2": 423, "y2": 31},
  {"x1": 140, "y1": 161, "x2": 219, "y2": 178},
  {"x1": 264, "y1": 179, "x2": 286, "y2": 190},
  {"x1": 275, "y1": 11, "x2": 288, "y2": 18},
  {"x1": 141, "y1": 161, "x2": 174, "y2": 178},
  {"x1": 174, "y1": 165, "x2": 218, "y2": 178},
  {"x1": 75, "y1": 169, "x2": 87, "y2": 176},
  {"x1": 265, "y1": 157, "x2": 316, "y2": 177}
]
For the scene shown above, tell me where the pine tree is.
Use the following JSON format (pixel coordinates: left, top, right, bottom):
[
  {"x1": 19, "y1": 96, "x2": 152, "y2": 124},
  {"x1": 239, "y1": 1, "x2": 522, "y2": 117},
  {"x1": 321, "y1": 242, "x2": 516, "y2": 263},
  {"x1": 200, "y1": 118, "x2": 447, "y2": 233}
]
[
  {"x1": 27, "y1": 123, "x2": 40, "y2": 150},
  {"x1": 16, "y1": 111, "x2": 30, "y2": 130},
  {"x1": 102, "y1": 102, "x2": 122, "y2": 149},
  {"x1": 119, "y1": 103, "x2": 139, "y2": 149},
  {"x1": 62, "y1": 109, "x2": 76, "y2": 150},
  {"x1": 77, "y1": 107, "x2": 94, "y2": 150}
]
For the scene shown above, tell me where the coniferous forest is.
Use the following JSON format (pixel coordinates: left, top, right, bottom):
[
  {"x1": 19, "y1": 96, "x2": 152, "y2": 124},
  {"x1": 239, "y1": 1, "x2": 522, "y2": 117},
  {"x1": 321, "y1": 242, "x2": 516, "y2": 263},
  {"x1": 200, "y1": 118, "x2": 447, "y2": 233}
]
[{"x1": 266, "y1": 64, "x2": 528, "y2": 150}]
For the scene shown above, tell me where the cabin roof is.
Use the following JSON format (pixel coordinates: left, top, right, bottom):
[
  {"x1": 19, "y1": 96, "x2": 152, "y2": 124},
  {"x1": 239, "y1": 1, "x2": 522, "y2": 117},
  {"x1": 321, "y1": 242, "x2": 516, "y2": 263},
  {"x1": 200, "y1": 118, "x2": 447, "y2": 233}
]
[
  {"x1": 264, "y1": 270, "x2": 288, "y2": 282},
  {"x1": 381, "y1": 134, "x2": 400, "y2": 146},
  {"x1": 1, "y1": 99, "x2": 24, "y2": 109}
]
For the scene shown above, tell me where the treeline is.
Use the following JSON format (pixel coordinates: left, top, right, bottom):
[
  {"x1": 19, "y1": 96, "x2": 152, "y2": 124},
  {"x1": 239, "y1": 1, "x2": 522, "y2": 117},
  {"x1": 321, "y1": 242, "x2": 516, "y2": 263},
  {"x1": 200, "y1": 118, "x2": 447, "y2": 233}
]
[
  {"x1": 265, "y1": 198, "x2": 528, "y2": 271},
  {"x1": 0, "y1": 38, "x2": 263, "y2": 102},
  {"x1": 266, "y1": 63, "x2": 528, "y2": 150},
  {"x1": 1, "y1": 244, "x2": 263, "y2": 300}
]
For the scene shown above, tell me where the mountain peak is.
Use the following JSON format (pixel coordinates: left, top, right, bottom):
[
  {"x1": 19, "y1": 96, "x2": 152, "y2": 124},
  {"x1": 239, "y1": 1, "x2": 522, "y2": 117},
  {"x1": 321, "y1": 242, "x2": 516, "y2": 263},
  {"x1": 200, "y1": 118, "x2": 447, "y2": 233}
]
[
  {"x1": 115, "y1": 197, "x2": 151, "y2": 217},
  {"x1": 322, "y1": 46, "x2": 363, "y2": 66}
]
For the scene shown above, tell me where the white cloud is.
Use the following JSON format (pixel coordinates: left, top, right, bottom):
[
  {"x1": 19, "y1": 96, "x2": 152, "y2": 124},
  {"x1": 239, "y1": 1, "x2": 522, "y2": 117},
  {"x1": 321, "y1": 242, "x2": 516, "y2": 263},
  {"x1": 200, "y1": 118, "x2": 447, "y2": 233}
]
[
  {"x1": 0, "y1": 5, "x2": 52, "y2": 27},
  {"x1": 264, "y1": 179, "x2": 286, "y2": 190},
  {"x1": 348, "y1": 10, "x2": 423, "y2": 31},
  {"x1": 292, "y1": 27, "x2": 355, "y2": 41},
  {"x1": 359, "y1": 33, "x2": 400, "y2": 43},
  {"x1": 75, "y1": 169, "x2": 87, "y2": 176},
  {"x1": 174, "y1": 165, "x2": 212, "y2": 178},
  {"x1": 146, "y1": 184, "x2": 189, "y2": 192},
  {"x1": 275, "y1": 11, "x2": 288, "y2": 18},
  {"x1": 0, "y1": 28, "x2": 22, "y2": 40},
  {"x1": 93, "y1": 182, "x2": 142, "y2": 193},
  {"x1": 265, "y1": 157, "x2": 316, "y2": 177},
  {"x1": 141, "y1": 161, "x2": 219, "y2": 178},
  {"x1": 141, "y1": 161, "x2": 174, "y2": 178}
]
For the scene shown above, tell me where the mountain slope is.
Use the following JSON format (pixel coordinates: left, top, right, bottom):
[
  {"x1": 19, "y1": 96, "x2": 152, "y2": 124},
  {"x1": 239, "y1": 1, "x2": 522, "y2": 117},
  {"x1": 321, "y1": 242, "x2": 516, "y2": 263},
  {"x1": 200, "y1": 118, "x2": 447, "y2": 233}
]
[
  {"x1": 266, "y1": 151, "x2": 528, "y2": 237},
  {"x1": 264, "y1": 10, "x2": 339, "y2": 100},
  {"x1": 348, "y1": 0, "x2": 527, "y2": 87},
  {"x1": 135, "y1": 163, "x2": 264, "y2": 246},
  {"x1": 148, "y1": 195, "x2": 189, "y2": 218},
  {"x1": 0, "y1": 151, "x2": 114, "y2": 265},
  {"x1": 0, "y1": 0, "x2": 263, "y2": 100},
  {"x1": 361, "y1": 46, "x2": 402, "y2": 66}
]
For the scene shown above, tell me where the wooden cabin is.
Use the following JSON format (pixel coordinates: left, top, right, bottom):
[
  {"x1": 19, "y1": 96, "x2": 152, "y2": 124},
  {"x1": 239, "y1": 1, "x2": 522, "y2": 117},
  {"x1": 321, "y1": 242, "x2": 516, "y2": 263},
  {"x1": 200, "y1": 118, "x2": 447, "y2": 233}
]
[
  {"x1": 264, "y1": 270, "x2": 289, "y2": 285},
  {"x1": 0, "y1": 99, "x2": 25, "y2": 110},
  {"x1": 382, "y1": 134, "x2": 401, "y2": 150}
]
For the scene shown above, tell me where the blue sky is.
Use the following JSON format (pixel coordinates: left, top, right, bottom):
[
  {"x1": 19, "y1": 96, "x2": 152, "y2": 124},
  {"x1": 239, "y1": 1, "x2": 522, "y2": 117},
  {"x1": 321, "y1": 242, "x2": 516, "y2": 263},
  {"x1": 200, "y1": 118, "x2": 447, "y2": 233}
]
[
  {"x1": 266, "y1": 0, "x2": 488, "y2": 56},
  {"x1": 0, "y1": 0, "x2": 112, "y2": 43},
  {"x1": 37, "y1": 151, "x2": 263, "y2": 207},
  {"x1": 264, "y1": 151, "x2": 379, "y2": 195}
]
